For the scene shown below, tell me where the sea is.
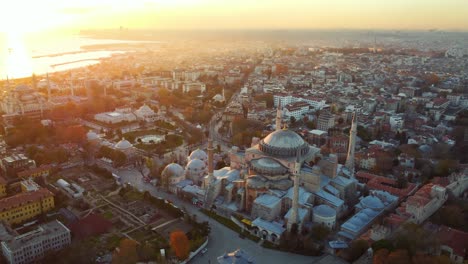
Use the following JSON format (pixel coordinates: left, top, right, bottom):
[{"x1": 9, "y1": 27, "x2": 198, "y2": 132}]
[{"x1": 0, "y1": 32, "x2": 148, "y2": 79}]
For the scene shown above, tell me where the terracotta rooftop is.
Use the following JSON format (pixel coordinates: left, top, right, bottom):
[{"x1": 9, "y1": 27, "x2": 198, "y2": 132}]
[
  {"x1": 406, "y1": 183, "x2": 439, "y2": 207},
  {"x1": 436, "y1": 226, "x2": 468, "y2": 257},
  {"x1": 0, "y1": 176, "x2": 7, "y2": 185},
  {"x1": 0, "y1": 188, "x2": 54, "y2": 212},
  {"x1": 356, "y1": 171, "x2": 418, "y2": 199}
]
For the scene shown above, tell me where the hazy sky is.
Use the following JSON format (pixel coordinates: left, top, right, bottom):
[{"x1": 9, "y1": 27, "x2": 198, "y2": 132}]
[{"x1": 2, "y1": 0, "x2": 468, "y2": 34}]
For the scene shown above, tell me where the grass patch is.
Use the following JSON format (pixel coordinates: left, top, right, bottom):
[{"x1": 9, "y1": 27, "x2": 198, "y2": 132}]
[
  {"x1": 105, "y1": 234, "x2": 122, "y2": 250},
  {"x1": 155, "y1": 120, "x2": 176, "y2": 130},
  {"x1": 121, "y1": 189, "x2": 144, "y2": 201},
  {"x1": 129, "y1": 229, "x2": 149, "y2": 242},
  {"x1": 102, "y1": 211, "x2": 113, "y2": 220},
  {"x1": 134, "y1": 134, "x2": 183, "y2": 154},
  {"x1": 201, "y1": 209, "x2": 241, "y2": 233},
  {"x1": 123, "y1": 129, "x2": 165, "y2": 142},
  {"x1": 262, "y1": 240, "x2": 278, "y2": 249},
  {"x1": 243, "y1": 231, "x2": 261, "y2": 242}
]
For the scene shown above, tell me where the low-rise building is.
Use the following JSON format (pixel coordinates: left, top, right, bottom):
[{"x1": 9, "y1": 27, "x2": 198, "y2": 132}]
[
  {"x1": 283, "y1": 101, "x2": 310, "y2": 121},
  {"x1": 405, "y1": 183, "x2": 447, "y2": 224},
  {"x1": 317, "y1": 111, "x2": 335, "y2": 132},
  {"x1": 17, "y1": 166, "x2": 51, "y2": 179},
  {"x1": 1, "y1": 220, "x2": 71, "y2": 264},
  {"x1": 0, "y1": 187, "x2": 54, "y2": 225},
  {"x1": 94, "y1": 109, "x2": 137, "y2": 124},
  {"x1": 0, "y1": 176, "x2": 7, "y2": 198},
  {"x1": 0, "y1": 154, "x2": 36, "y2": 178}
]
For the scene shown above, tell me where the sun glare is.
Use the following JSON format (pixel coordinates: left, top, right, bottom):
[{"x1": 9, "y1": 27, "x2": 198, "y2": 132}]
[{"x1": 4, "y1": 32, "x2": 33, "y2": 79}]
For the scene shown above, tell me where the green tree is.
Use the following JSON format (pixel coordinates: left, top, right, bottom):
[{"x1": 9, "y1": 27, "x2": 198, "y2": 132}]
[
  {"x1": 290, "y1": 116, "x2": 296, "y2": 124},
  {"x1": 310, "y1": 225, "x2": 330, "y2": 241},
  {"x1": 347, "y1": 240, "x2": 369, "y2": 262}
]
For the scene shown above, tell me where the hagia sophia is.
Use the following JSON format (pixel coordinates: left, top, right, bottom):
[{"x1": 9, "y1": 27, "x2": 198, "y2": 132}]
[{"x1": 158, "y1": 106, "x2": 392, "y2": 243}]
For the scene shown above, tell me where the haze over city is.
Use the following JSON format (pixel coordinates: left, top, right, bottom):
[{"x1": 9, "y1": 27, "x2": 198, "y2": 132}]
[
  {"x1": 0, "y1": 1, "x2": 467, "y2": 264},
  {"x1": 2, "y1": 0, "x2": 468, "y2": 34}
]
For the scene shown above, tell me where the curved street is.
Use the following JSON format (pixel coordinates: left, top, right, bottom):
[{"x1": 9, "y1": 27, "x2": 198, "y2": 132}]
[{"x1": 116, "y1": 168, "x2": 327, "y2": 264}]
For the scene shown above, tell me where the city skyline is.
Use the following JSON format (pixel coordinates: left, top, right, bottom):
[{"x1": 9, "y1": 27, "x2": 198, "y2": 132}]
[{"x1": 2, "y1": 0, "x2": 468, "y2": 35}]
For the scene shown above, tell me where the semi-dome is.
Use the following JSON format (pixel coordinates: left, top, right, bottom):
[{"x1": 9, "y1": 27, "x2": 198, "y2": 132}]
[
  {"x1": 360, "y1": 195, "x2": 385, "y2": 211},
  {"x1": 15, "y1": 84, "x2": 31, "y2": 92},
  {"x1": 250, "y1": 157, "x2": 289, "y2": 175},
  {"x1": 246, "y1": 175, "x2": 292, "y2": 190},
  {"x1": 259, "y1": 129, "x2": 309, "y2": 158},
  {"x1": 115, "y1": 138, "x2": 133, "y2": 150},
  {"x1": 161, "y1": 163, "x2": 185, "y2": 179},
  {"x1": 189, "y1": 149, "x2": 208, "y2": 162},
  {"x1": 86, "y1": 130, "x2": 99, "y2": 141}
]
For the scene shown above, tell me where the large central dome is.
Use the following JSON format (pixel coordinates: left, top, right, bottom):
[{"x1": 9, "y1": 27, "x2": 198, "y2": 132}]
[{"x1": 259, "y1": 129, "x2": 309, "y2": 158}]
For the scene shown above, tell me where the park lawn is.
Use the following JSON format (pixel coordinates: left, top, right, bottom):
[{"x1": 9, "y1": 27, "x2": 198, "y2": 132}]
[
  {"x1": 134, "y1": 134, "x2": 183, "y2": 153},
  {"x1": 123, "y1": 129, "x2": 165, "y2": 142}
]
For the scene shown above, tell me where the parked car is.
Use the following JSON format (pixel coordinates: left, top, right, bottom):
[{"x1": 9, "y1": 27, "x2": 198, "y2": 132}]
[{"x1": 201, "y1": 248, "x2": 208, "y2": 254}]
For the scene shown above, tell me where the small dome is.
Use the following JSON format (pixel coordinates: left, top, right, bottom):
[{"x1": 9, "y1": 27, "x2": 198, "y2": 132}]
[
  {"x1": 115, "y1": 138, "x2": 132, "y2": 150},
  {"x1": 161, "y1": 163, "x2": 184, "y2": 179},
  {"x1": 186, "y1": 158, "x2": 206, "y2": 171},
  {"x1": 21, "y1": 94, "x2": 35, "y2": 100},
  {"x1": 87, "y1": 130, "x2": 99, "y2": 141},
  {"x1": 360, "y1": 195, "x2": 384, "y2": 210},
  {"x1": 189, "y1": 149, "x2": 208, "y2": 162},
  {"x1": 250, "y1": 157, "x2": 289, "y2": 175},
  {"x1": 314, "y1": 204, "x2": 336, "y2": 218}
]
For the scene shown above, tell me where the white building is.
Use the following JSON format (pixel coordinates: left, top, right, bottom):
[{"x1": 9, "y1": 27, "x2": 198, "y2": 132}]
[
  {"x1": 283, "y1": 101, "x2": 310, "y2": 120},
  {"x1": 1, "y1": 220, "x2": 71, "y2": 264},
  {"x1": 274, "y1": 94, "x2": 326, "y2": 110},
  {"x1": 134, "y1": 104, "x2": 158, "y2": 122},
  {"x1": 405, "y1": 184, "x2": 447, "y2": 224},
  {"x1": 94, "y1": 108, "x2": 137, "y2": 124},
  {"x1": 389, "y1": 115, "x2": 404, "y2": 132},
  {"x1": 183, "y1": 82, "x2": 206, "y2": 93}
]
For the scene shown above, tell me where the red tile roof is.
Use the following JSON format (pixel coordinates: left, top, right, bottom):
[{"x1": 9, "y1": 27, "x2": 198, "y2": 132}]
[
  {"x1": 437, "y1": 226, "x2": 468, "y2": 257},
  {"x1": 406, "y1": 183, "x2": 438, "y2": 207},
  {"x1": 0, "y1": 176, "x2": 7, "y2": 185},
  {"x1": 356, "y1": 171, "x2": 418, "y2": 199},
  {"x1": 0, "y1": 188, "x2": 54, "y2": 212}
]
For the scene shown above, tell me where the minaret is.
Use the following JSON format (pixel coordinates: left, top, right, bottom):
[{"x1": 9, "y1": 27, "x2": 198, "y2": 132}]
[
  {"x1": 6, "y1": 75, "x2": 10, "y2": 90},
  {"x1": 204, "y1": 138, "x2": 215, "y2": 209},
  {"x1": 275, "y1": 102, "x2": 282, "y2": 131},
  {"x1": 46, "y1": 73, "x2": 51, "y2": 102},
  {"x1": 288, "y1": 149, "x2": 301, "y2": 232},
  {"x1": 69, "y1": 71, "x2": 74, "y2": 97},
  {"x1": 345, "y1": 112, "x2": 357, "y2": 177},
  {"x1": 207, "y1": 138, "x2": 214, "y2": 183}
]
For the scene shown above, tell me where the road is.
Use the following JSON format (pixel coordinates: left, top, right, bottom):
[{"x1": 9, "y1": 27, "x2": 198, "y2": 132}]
[{"x1": 116, "y1": 168, "x2": 324, "y2": 264}]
